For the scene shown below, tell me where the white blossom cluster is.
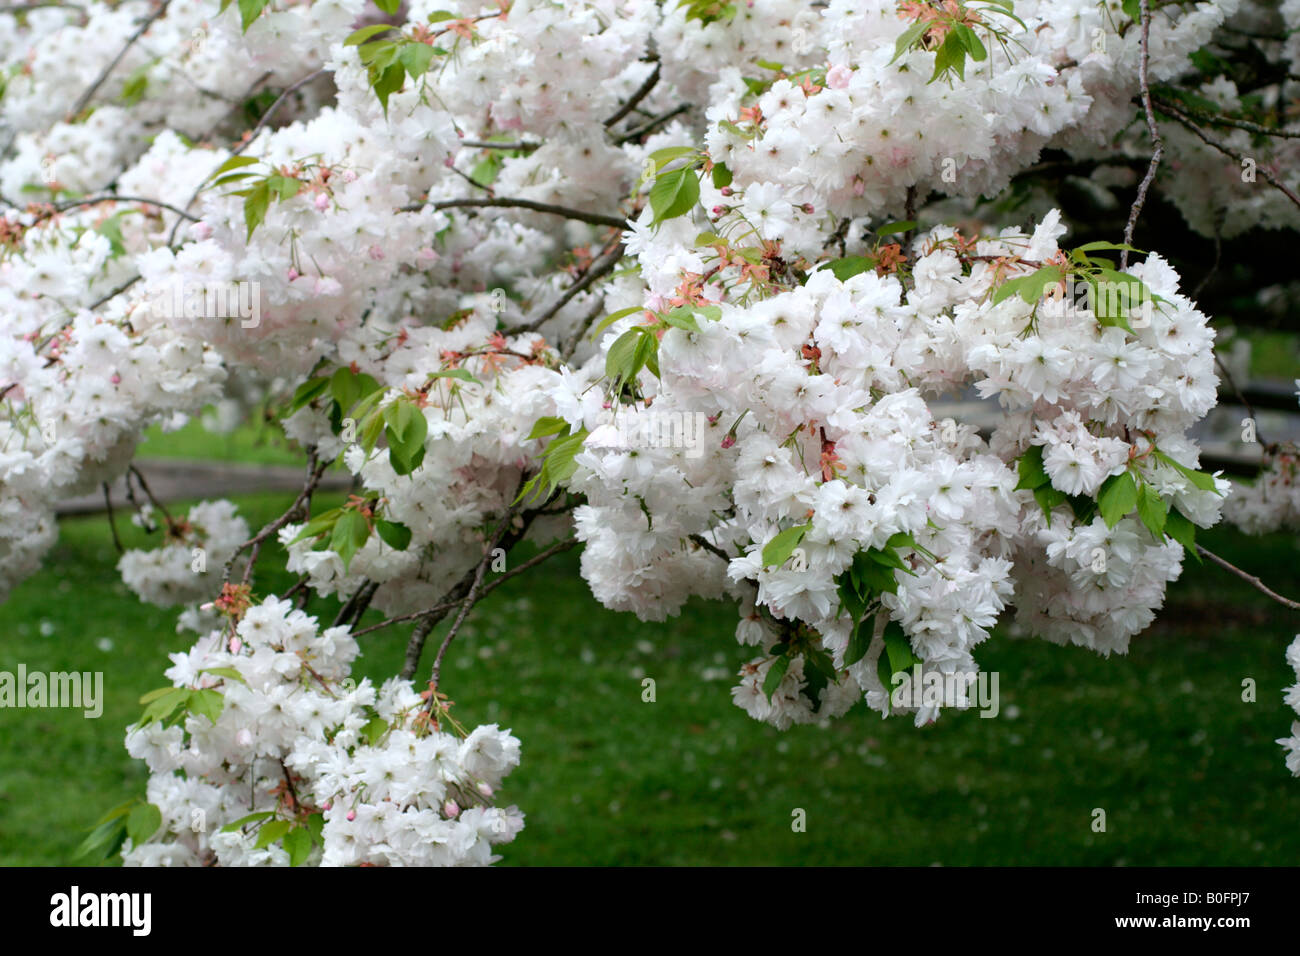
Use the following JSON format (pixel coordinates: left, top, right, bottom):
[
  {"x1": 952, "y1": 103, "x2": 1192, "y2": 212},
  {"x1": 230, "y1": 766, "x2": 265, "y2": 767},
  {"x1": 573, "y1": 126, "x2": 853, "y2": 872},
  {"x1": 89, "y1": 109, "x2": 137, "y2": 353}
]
[
  {"x1": 122, "y1": 597, "x2": 523, "y2": 866},
  {"x1": 1279, "y1": 634, "x2": 1300, "y2": 777},
  {"x1": 117, "y1": 499, "x2": 250, "y2": 607},
  {"x1": 1, "y1": 0, "x2": 1297, "y2": 859}
]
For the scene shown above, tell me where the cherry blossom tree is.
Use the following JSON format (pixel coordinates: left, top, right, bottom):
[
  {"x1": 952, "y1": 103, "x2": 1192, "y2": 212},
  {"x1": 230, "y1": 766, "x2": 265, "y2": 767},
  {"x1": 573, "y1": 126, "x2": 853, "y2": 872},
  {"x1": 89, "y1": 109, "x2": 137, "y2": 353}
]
[{"x1": 1, "y1": 0, "x2": 1298, "y2": 865}]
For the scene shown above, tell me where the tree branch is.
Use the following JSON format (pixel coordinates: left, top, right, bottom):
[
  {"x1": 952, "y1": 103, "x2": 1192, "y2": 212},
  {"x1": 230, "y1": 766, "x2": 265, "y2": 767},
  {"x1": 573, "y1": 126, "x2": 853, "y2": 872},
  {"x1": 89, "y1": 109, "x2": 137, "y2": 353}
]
[
  {"x1": 1122, "y1": 0, "x2": 1163, "y2": 270},
  {"x1": 405, "y1": 196, "x2": 628, "y2": 231},
  {"x1": 1197, "y1": 545, "x2": 1300, "y2": 611}
]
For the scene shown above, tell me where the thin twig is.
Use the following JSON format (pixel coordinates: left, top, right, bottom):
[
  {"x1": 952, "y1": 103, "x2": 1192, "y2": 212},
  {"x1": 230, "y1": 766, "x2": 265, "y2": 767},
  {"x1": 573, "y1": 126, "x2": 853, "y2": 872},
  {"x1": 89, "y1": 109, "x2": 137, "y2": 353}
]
[
  {"x1": 1156, "y1": 100, "x2": 1300, "y2": 215},
  {"x1": 103, "y1": 482, "x2": 124, "y2": 554},
  {"x1": 222, "y1": 448, "x2": 328, "y2": 587},
  {"x1": 458, "y1": 139, "x2": 540, "y2": 151},
  {"x1": 66, "y1": 0, "x2": 170, "y2": 120},
  {"x1": 356, "y1": 536, "x2": 577, "y2": 640},
  {"x1": 1197, "y1": 545, "x2": 1300, "y2": 611},
  {"x1": 33, "y1": 194, "x2": 199, "y2": 224},
  {"x1": 603, "y1": 61, "x2": 661, "y2": 128},
  {"x1": 507, "y1": 239, "x2": 624, "y2": 336},
  {"x1": 1122, "y1": 0, "x2": 1163, "y2": 270},
  {"x1": 404, "y1": 196, "x2": 628, "y2": 231},
  {"x1": 615, "y1": 103, "x2": 691, "y2": 145}
]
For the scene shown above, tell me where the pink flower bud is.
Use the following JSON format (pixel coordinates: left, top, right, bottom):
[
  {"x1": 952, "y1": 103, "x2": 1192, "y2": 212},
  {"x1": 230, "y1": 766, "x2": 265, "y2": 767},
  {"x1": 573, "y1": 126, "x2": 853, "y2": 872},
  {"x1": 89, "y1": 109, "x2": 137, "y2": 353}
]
[
  {"x1": 711, "y1": 205, "x2": 723, "y2": 216},
  {"x1": 721, "y1": 434, "x2": 736, "y2": 449},
  {"x1": 228, "y1": 636, "x2": 241, "y2": 653},
  {"x1": 443, "y1": 800, "x2": 460, "y2": 818},
  {"x1": 110, "y1": 373, "x2": 121, "y2": 385},
  {"x1": 720, "y1": 186, "x2": 733, "y2": 196},
  {"x1": 477, "y1": 781, "x2": 493, "y2": 797},
  {"x1": 287, "y1": 267, "x2": 299, "y2": 281},
  {"x1": 801, "y1": 203, "x2": 815, "y2": 214},
  {"x1": 826, "y1": 64, "x2": 852, "y2": 90},
  {"x1": 346, "y1": 809, "x2": 356, "y2": 821},
  {"x1": 368, "y1": 245, "x2": 385, "y2": 261},
  {"x1": 314, "y1": 193, "x2": 330, "y2": 211}
]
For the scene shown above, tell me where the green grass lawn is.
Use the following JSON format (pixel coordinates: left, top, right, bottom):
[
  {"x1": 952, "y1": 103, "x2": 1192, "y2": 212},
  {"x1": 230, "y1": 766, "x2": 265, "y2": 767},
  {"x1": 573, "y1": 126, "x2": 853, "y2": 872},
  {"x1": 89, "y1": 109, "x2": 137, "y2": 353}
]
[{"x1": 2, "y1": 481, "x2": 1299, "y2": 865}]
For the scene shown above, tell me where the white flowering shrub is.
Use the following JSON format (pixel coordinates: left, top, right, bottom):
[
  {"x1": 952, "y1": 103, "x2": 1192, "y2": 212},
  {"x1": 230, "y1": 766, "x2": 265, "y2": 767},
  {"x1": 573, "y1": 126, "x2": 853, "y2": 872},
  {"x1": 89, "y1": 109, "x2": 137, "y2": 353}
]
[{"x1": 3, "y1": 0, "x2": 1299, "y2": 864}]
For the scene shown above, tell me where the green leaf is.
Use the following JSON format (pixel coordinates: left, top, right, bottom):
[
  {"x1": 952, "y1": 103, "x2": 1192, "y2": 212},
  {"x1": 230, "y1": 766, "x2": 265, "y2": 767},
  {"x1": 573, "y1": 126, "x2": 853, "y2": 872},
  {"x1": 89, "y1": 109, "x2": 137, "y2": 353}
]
[
  {"x1": 399, "y1": 42, "x2": 436, "y2": 78},
  {"x1": 1097, "y1": 471, "x2": 1138, "y2": 528},
  {"x1": 331, "y1": 510, "x2": 371, "y2": 573},
  {"x1": 383, "y1": 399, "x2": 428, "y2": 476},
  {"x1": 306, "y1": 812, "x2": 326, "y2": 844},
  {"x1": 375, "y1": 518, "x2": 411, "y2": 551},
  {"x1": 254, "y1": 819, "x2": 292, "y2": 850},
  {"x1": 291, "y1": 507, "x2": 341, "y2": 544},
  {"x1": 198, "y1": 666, "x2": 247, "y2": 685},
  {"x1": 1034, "y1": 484, "x2": 1068, "y2": 523},
  {"x1": 429, "y1": 368, "x2": 477, "y2": 384},
  {"x1": 284, "y1": 826, "x2": 312, "y2": 866},
  {"x1": 648, "y1": 166, "x2": 700, "y2": 223},
  {"x1": 373, "y1": 61, "x2": 406, "y2": 115},
  {"x1": 605, "y1": 327, "x2": 643, "y2": 385},
  {"x1": 1164, "y1": 509, "x2": 1199, "y2": 560},
  {"x1": 236, "y1": 0, "x2": 268, "y2": 32},
  {"x1": 762, "y1": 523, "x2": 810, "y2": 568},
  {"x1": 362, "y1": 715, "x2": 389, "y2": 745},
  {"x1": 126, "y1": 803, "x2": 162, "y2": 845},
  {"x1": 1122, "y1": 0, "x2": 1142, "y2": 22},
  {"x1": 1014, "y1": 444, "x2": 1050, "y2": 491},
  {"x1": 73, "y1": 817, "x2": 128, "y2": 861},
  {"x1": 883, "y1": 621, "x2": 916, "y2": 678},
  {"x1": 1135, "y1": 481, "x2": 1167, "y2": 537},
  {"x1": 711, "y1": 162, "x2": 732, "y2": 188},
  {"x1": 526, "y1": 416, "x2": 570, "y2": 441},
  {"x1": 890, "y1": 20, "x2": 929, "y2": 63},
  {"x1": 243, "y1": 181, "x2": 271, "y2": 240},
  {"x1": 661, "y1": 306, "x2": 702, "y2": 333},
  {"x1": 953, "y1": 23, "x2": 987, "y2": 61},
  {"x1": 373, "y1": 0, "x2": 401, "y2": 14},
  {"x1": 1153, "y1": 450, "x2": 1222, "y2": 493},
  {"x1": 763, "y1": 653, "x2": 791, "y2": 701},
  {"x1": 590, "y1": 305, "x2": 643, "y2": 340},
  {"x1": 993, "y1": 265, "x2": 1064, "y2": 305},
  {"x1": 207, "y1": 155, "x2": 260, "y2": 183},
  {"x1": 844, "y1": 616, "x2": 872, "y2": 666},
  {"x1": 138, "y1": 685, "x2": 180, "y2": 706},
  {"x1": 221, "y1": 811, "x2": 276, "y2": 833},
  {"x1": 345, "y1": 24, "x2": 397, "y2": 46},
  {"x1": 93, "y1": 799, "x2": 140, "y2": 827},
  {"x1": 875, "y1": 220, "x2": 916, "y2": 237},
  {"x1": 189, "y1": 688, "x2": 225, "y2": 725},
  {"x1": 290, "y1": 375, "x2": 330, "y2": 412},
  {"x1": 838, "y1": 575, "x2": 866, "y2": 623},
  {"x1": 827, "y1": 255, "x2": 874, "y2": 281}
]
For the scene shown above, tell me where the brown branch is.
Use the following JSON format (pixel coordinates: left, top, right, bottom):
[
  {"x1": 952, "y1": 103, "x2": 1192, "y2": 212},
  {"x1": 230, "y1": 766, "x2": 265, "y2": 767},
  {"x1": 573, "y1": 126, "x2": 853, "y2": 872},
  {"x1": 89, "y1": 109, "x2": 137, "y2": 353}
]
[
  {"x1": 222, "y1": 448, "x2": 328, "y2": 587},
  {"x1": 355, "y1": 535, "x2": 578, "y2": 641},
  {"x1": 507, "y1": 238, "x2": 624, "y2": 336},
  {"x1": 1156, "y1": 100, "x2": 1300, "y2": 215},
  {"x1": 67, "y1": 0, "x2": 170, "y2": 120},
  {"x1": 1122, "y1": 0, "x2": 1163, "y2": 270},
  {"x1": 103, "y1": 482, "x2": 124, "y2": 554},
  {"x1": 1197, "y1": 545, "x2": 1300, "y2": 611},
  {"x1": 615, "y1": 103, "x2": 691, "y2": 145},
  {"x1": 405, "y1": 196, "x2": 628, "y2": 231},
  {"x1": 603, "y1": 61, "x2": 661, "y2": 129}
]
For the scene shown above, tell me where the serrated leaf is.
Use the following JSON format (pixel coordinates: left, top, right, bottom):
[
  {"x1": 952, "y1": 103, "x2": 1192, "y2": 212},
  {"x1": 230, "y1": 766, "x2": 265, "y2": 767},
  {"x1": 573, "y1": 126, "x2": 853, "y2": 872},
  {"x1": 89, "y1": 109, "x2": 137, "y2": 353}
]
[
  {"x1": 126, "y1": 803, "x2": 162, "y2": 845},
  {"x1": 330, "y1": 510, "x2": 371, "y2": 573},
  {"x1": 526, "y1": 416, "x2": 570, "y2": 441},
  {"x1": 284, "y1": 826, "x2": 312, "y2": 866},
  {"x1": 763, "y1": 653, "x2": 790, "y2": 701},
  {"x1": 1097, "y1": 471, "x2": 1138, "y2": 528},
  {"x1": 844, "y1": 616, "x2": 871, "y2": 666},
  {"x1": 648, "y1": 166, "x2": 699, "y2": 223},
  {"x1": 827, "y1": 255, "x2": 874, "y2": 281},
  {"x1": 1014, "y1": 444, "x2": 1050, "y2": 491},
  {"x1": 1136, "y1": 481, "x2": 1167, "y2": 537},
  {"x1": 199, "y1": 666, "x2": 247, "y2": 685},
  {"x1": 221, "y1": 811, "x2": 277, "y2": 833},
  {"x1": 762, "y1": 523, "x2": 810, "y2": 568},
  {"x1": 189, "y1": 688, "x2": 225, "y2": 725},
  {"x1": 374, "y1": 518, "x2": 411, "y2": 551},
  {"x1": 345, "y1": 24, "x2": 397, "y2": 46},
  {"x1": 1164, "y1": 508, "x2": 1198, "y2": 556},
  {"x1": 254, "y1": 819, "x2": 292, "y2": 850},
  {"x1": 890, "y1": 20, "x2": 929, "y2": 64}
]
